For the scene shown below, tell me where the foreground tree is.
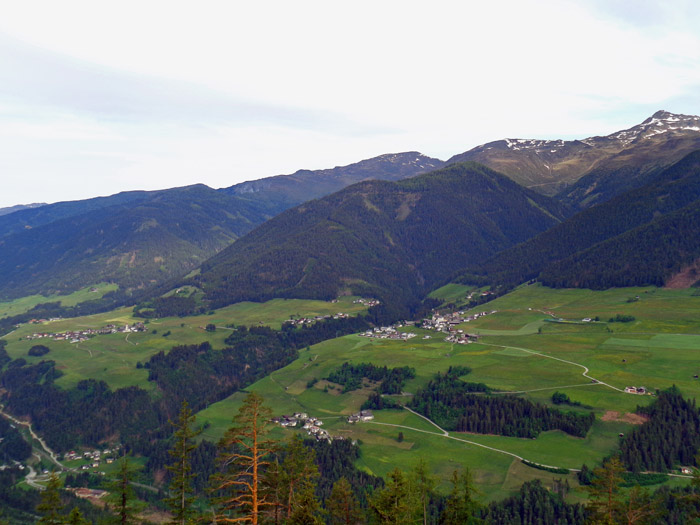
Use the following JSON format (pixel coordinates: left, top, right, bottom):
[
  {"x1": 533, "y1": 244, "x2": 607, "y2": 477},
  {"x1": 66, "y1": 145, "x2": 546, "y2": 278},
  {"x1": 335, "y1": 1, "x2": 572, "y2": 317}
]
[
  {"x1": 370, "y1": 468, "x2": 418, "y2": 524},
  {"x1": 441, "y1": 467, "x2": 481, "y2": 525},
  {"x1": 65, "y1": 507, "x2": 90, "y2": 525},
  {"x1": 587, "y1": 456, "x2": 625, "y2": 525},
  {"x1": 280, "y1": 434, "x2": 321, "y2": 520},
  {"x1": 412, "y1": 459, "x2": 436, "y2": 525},
  {"x1": 210, "y1": 392, "x2": 277, "y2": 524},
  {"x1": 327, "y1": 477, "x2": 364, "y2": 525},
  {"x1": 37, "y1": 472, "x2": 64, "y2": 525},
  {"x1": 106, "y1": 456, "x2": 142, "y2": 525},
  {"x1": 166, "y1": 400, "x2": 201, "y2": 524}
]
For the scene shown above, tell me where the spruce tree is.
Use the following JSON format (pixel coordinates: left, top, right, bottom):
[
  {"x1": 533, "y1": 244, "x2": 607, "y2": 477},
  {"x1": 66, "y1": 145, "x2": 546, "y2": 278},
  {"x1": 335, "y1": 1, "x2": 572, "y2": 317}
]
[
  {"x1": 587, "y1": 456, "x2": 625, "y2": 524},
  {"x1": 105, "y1": 456, "x2": 143, "y2": 525},
  {"x1": 66, "y1": 507, "x2": 90, "y2": 525},
  {"x1": 166, "y1": 400, "x2": 201, "y2": 524},
  {"x1": 280, "y1": 434, "x2": 321, "y2": 520},
  {"x1": 327, "y1": 477, "x2": 364, "y2": 525},
  {"x1": 412, "y1": 459, "x2": 435, "y2": 525},
  {"x1": 441, "y1": 468, "x2": 481, "y2": 525},
  {"x1": 37, "y1": 472, "x2": 64, "y2": 525},
  {"x1": 370, "y1": 468, "x2": 418, "y2": 524}
]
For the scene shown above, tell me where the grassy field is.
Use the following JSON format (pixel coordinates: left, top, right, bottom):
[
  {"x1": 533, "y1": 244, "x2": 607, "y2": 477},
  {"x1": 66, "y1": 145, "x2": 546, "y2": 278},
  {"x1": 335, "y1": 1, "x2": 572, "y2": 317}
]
[
  {"x1": 197, "y1": 284, "x2": 699, "y2": 501},
  {"x1": 1, "y1": 296, "x2": 368, "y2": 389},
  {"x1": 427, "y1": 283, "x2": 474, "y2": 304},
  {"x1": 4, "y1": 284, "x2": 698, "y2": 502},
  {"x1": 0, "y1": 283, "x2": 118, "y2": 319}
]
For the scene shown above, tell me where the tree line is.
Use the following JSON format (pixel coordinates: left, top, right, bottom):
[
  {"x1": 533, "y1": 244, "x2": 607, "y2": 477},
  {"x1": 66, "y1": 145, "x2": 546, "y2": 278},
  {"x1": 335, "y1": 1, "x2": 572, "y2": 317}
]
[
  {"x1": 326, "y1": 362, "x2": 416, "y2": 394},
  {"x1": 407, "y1": 370, "x2": 594, "y2": 438}
]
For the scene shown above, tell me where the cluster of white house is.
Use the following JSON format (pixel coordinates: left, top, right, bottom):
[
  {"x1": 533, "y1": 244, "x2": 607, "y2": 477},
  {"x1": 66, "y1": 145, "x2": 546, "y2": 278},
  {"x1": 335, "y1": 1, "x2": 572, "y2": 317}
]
[
  {"x1": 63, "y1": 446, "x2": 121, "y2": 471},
  {"x1": 347, "y1": 410, "x2": 374, "y2": 423},
  {"x1": 624, "y1": 386, "x2": 648, "y2": 395},
  {"x1": 422, "y1": 310, "x2": 496, "y2": 333},
  {"x1": 284, "y1": 312, "x2": 350, "y2": 327},
  {"x1": 27, "y1": 323, "x2": 146, "y2": 343},
  {"x1": 359, "y1": 326, "x2": 417, "y2": 340},
  {"x1": 272, "y1": 413, "x2": 332, "y2": 442},
  {"x1": 352, "y1": 298, "x2": 381, "y2": 307}
]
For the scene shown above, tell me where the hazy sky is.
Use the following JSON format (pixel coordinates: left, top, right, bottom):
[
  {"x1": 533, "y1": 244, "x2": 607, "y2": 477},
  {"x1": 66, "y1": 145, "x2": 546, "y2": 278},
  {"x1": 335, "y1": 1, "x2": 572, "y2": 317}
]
[{"x1": 2, "y1": 0, "x2": 700, "y2": 207}]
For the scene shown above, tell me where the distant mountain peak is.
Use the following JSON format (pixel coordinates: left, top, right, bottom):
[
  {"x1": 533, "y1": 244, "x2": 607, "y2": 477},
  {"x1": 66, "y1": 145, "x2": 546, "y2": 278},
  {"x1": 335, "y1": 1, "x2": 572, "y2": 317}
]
[
  {"x1": 447, "y1": 110, "x2": 700, "y2": 199},
  {"x1": 221, "y1": 151, "x2": 445, "y2": 204}
]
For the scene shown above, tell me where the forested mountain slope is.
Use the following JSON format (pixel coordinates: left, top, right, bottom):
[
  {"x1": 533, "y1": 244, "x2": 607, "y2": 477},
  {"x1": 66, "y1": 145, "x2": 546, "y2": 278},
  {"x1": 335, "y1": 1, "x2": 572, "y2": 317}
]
[
  {"x1": 0, "y1": 153, "x2": 444, "y2": 301},
  {"x1": 539, "y1": 201, "x2": 700, "y2": 289},
  {"x1": 448, "y1": 110, "x2": 700, "y2": 204},
  {"x1": 462, "y1": 149, "x2": 700, "y2": 287},
  {"x1": 189, "y1": 162, "x2": 569, "y2": 311},
  {"x1": 0, "y1": 185, "x2": 276, "y2": 299}
]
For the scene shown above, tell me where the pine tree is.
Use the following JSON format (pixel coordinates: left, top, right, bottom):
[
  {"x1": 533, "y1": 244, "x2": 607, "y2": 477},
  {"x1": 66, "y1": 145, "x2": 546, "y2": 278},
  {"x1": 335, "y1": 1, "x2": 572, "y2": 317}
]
[
  {"x1": 621, "y1": 485, "x2": 658, "y2": 524},
  {"x1": 66, "y1": 507, "x2": 90, "y2": 525},
  {"x1": 37, "y1": 472, "x2": 64, "y2": 525},
  {"x1": 288, "y1": 488, "x2": 324, "y2": 525},
  {"x1": 587, "y1": 456, "x2": 625, "y2": 525},
  {"x1": 369, "y1": 468, "x2": 418, "y2": 524},
  {"x1": 441, "y1": 468, "x2": 481, "y2": 525},
  {"x1": 261, "y1": 457, "x2": 284, "y2": 525},
  {"x1": 166, "y1": 400, "x2": 201, "y2": 524},
  {"x1": 327, "y1": 477, "x2": 364, "y2": 525},
  {"x1": 280, "y1": 434, "x2": 321, "y2": 520},
  {"x1": 210, "y1": 392, "x2": 277, "y2": 524},
  {"x1": 412, "y1": 459, "x2": 435, "y2": 525},
  {"x1": 106, "y1": 456, "x2": 142, "y2": 525}
]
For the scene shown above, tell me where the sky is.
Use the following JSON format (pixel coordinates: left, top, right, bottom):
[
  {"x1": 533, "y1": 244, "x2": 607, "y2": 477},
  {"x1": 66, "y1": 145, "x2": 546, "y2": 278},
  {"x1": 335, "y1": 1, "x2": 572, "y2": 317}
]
[{"x1": 1, "y1": 0, "x2": 700, "y2": 208}]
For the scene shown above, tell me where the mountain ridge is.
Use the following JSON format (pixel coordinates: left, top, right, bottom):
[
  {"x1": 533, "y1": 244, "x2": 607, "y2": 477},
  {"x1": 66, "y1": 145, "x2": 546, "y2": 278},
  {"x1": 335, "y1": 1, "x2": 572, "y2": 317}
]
[
  {"x1": 448, "y1": 110, "x2": 700, "y2": 205},
  {"x1": 189, "y1": 162, "x2": 569, "y2": 312}
]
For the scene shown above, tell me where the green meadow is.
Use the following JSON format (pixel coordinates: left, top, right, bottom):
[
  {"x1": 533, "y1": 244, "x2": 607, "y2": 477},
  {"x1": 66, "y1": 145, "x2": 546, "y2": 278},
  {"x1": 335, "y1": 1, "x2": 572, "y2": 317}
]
[
  {"x1": 3, "y1": 283, "x2": 698, "y2": 500},
  {"x1": 1, "y1": 296, "x2": 367, "y2": 389},
  {"x1": 198, "y1": 284, "x2": 699, "y2": 499},
  {"x1": 0, "y1": 283, "x2": 118, "y2": 319}
]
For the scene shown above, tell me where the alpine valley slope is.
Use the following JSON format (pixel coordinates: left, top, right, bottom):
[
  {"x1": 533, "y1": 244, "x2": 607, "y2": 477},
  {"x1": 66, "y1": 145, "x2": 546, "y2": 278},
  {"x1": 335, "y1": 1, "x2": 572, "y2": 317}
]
[
  {"x1": 187, "y1": 162, "x2": 570, "y2": 312},
  {"x1": 462, "y1": 149, "x2": 700, "y2": 289},
  {"x1": 0, "y1": 152, "x2": 441, "y2": 300},
  {"x1": 449, "y1": 110, "x2": 700, "y2": 206}
]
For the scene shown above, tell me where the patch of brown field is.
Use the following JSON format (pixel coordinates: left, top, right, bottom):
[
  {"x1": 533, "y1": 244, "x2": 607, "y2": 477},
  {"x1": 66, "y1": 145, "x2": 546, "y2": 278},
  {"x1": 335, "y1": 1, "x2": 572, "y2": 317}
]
[
  {"x1": 665, "y1": 258, "x2": 700, "y2": 288},
  {"x1": 601, "y1": 410, "x2": 648, "y2": 425}
]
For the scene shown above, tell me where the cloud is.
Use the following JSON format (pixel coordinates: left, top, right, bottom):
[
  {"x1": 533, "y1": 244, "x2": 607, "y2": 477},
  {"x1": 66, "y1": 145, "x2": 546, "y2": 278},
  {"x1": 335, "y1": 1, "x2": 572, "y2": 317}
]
[
  {"x1": 0, "y1": 0, "x2": 700, "y2": 207},
  {"x1": 0, "y1": 33, "x2": 381, "y2": 135}
]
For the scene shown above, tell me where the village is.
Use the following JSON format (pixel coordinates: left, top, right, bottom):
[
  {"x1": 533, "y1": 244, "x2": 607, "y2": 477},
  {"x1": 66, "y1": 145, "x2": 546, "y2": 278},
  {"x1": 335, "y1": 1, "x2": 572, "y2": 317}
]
[
  {"x1": 25, "y1": 322, "x2": 146, "y2": 343},
  {"x1": 272, "y1": 409, "x2": 376, "y2": 442},
  {"x1": 352, "y1": 298, "x2": 381, "y2": 308},
  {"x1": 283, "y1": 312, "x2": 350, "y2": 327},
  {"x1": 272, "y1": 412, "x2": 333, "y2": 442},
  {"x1": 62, "y1": 445, "x2": 122, "y2": 472},
  {"x1": 358, "y1": 325, "x2": 417, "y2": 340},
  {"x1": 420, "y1": 309, "x2": 497, "y2": 344}
]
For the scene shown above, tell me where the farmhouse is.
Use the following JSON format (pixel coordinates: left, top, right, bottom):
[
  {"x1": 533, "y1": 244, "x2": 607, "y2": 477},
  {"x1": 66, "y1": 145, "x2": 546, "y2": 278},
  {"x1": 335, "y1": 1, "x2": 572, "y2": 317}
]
[{"x1": 348, "y1": 410, "x2": 374, "y2": 423}]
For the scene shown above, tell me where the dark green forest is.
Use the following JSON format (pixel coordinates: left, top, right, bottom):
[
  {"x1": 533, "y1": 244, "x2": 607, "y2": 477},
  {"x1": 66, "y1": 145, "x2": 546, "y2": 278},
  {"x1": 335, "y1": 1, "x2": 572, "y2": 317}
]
[
  {"x1": 188, "y1": 162, "x2": 567, "y2": 313},
  {"x1": 461, "y1": 150, "x2": 700, "y2": 288},
  {"x1": 408, "y1": 370, "x2": 595, "y2": 438}
]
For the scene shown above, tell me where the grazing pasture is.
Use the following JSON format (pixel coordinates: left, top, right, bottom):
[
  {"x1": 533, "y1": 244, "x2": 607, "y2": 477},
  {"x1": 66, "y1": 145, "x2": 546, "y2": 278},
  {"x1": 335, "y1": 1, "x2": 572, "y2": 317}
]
[{"x1": 198, "y1": 284, "x2": 699, "y2": 499}]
